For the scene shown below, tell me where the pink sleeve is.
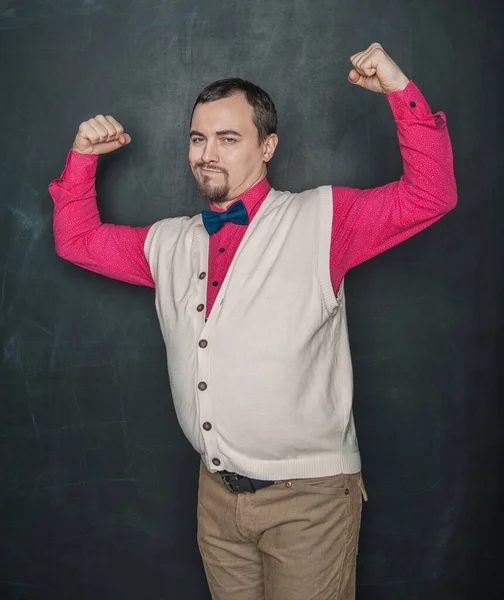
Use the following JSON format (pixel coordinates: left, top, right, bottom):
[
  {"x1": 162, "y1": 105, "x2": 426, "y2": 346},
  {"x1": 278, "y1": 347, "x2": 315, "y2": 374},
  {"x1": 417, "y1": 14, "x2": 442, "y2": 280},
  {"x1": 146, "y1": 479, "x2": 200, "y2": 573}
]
[
  {"x1": 329, "y1": 80, "x2": 458, "y2": 295},
  {"x1": 48, "y1": 150, "x2": 155, "y2": 288}
]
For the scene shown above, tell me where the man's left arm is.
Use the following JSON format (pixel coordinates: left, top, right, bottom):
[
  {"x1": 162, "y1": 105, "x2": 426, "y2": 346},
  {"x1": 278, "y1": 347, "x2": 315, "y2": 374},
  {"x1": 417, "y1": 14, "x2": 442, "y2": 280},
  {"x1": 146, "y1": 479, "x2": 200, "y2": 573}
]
[{"x1": 329, "y1": 43, "x2": 457, "y2": 294}]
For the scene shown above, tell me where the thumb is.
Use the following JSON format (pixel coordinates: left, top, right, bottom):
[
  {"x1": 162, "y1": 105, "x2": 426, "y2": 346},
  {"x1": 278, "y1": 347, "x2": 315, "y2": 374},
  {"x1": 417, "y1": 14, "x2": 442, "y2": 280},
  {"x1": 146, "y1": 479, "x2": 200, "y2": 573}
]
[
  {"x1": 118, "y1": 133, "x2": 131, "y2": 145},
  {"x1": 347, "y1": 69, "x2": 379, "y2": 93},
  {"x1": 93, "y1": 134, "x2": 132, "y2": 155},
  {"x1": 348, "y1": 69, "x2": 361, "y2": 85},
  {"x1": 108, "y1": 133, "x2": 131, "y2": 151}
]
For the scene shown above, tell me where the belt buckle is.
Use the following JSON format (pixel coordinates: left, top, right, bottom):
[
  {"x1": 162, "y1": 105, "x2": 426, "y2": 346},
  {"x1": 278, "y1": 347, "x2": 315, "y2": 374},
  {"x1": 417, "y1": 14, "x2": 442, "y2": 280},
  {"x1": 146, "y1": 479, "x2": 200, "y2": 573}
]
[
  {"x1": 222, "y1": 473, "x2": 239, "y2": 492},
  {"x1": 221, "y1": 473, "x2": 255, "y2": 493}
]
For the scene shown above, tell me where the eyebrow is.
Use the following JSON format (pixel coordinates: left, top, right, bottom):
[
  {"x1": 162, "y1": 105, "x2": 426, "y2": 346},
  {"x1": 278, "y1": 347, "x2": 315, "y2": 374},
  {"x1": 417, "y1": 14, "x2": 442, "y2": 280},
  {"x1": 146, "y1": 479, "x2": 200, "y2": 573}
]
[
  {"x1": 216, "y1": 130, "x2": 242, "y2": 137},
  {"x1": 189, "y1": 129, "x2": 242, "y2": 138}
]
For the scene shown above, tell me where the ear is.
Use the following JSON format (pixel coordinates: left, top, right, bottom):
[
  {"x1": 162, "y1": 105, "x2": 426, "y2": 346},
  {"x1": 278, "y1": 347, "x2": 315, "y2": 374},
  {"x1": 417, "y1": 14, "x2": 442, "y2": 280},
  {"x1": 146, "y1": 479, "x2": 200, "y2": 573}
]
[{"x1": 262, "y1": 134, "x2": 279, "y2": 163}]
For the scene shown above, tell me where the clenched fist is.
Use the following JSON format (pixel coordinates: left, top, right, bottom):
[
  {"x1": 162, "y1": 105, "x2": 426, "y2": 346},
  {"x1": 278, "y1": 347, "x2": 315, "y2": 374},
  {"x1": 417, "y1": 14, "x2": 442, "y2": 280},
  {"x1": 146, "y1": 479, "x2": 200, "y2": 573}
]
[
  {"x1": 73, "y1": 114, "x2": 131, "y2": 155},
  {"x1": 348, "y1": 42, "x2": 410, "y2": 94}
]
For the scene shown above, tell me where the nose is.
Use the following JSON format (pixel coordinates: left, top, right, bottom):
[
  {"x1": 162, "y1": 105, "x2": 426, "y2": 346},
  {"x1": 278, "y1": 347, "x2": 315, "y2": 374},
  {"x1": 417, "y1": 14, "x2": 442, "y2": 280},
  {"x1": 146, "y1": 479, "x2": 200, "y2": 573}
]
[{"x1": 201, "y1": 138, "x2": 219, "y2": 164}]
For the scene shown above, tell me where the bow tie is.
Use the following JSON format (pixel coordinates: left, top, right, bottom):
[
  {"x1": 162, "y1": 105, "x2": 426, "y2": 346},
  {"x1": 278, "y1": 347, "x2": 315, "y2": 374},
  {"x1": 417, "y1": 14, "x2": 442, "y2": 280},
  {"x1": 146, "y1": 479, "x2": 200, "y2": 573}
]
[{"x1": 201, "y1": 200, "x2": 249, "y2": 235}]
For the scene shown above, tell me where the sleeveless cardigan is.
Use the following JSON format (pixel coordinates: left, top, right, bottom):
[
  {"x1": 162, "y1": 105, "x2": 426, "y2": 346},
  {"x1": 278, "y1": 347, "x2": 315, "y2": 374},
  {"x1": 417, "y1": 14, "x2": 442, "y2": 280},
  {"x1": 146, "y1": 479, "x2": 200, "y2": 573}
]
[{"x1": 144, "y1": 185, "x2": 360, "y2": 480}]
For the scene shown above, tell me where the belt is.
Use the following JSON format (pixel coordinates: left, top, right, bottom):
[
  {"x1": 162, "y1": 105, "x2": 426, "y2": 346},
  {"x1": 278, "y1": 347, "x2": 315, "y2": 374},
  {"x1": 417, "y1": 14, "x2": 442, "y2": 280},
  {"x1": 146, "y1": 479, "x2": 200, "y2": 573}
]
[{"x1": 219, "y1": 470, "x2": 276, "y2": 493}]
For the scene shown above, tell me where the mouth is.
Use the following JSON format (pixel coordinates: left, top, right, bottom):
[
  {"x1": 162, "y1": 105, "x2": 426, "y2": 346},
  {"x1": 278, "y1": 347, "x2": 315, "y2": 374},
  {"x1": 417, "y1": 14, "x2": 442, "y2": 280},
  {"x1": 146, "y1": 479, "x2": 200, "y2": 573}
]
[{"x1": 199, "y1": 166, "x2": 224, "y2": 174}]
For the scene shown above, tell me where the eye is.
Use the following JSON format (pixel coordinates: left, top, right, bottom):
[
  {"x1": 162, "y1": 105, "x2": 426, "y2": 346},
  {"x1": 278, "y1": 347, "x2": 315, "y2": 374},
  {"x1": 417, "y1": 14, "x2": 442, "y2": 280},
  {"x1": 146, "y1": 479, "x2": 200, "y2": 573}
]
[
  {"x1": 222, "y1": 137, "x2": 236, "y2": 144},
  {"x1": 191, "y1": 137, "x2": 204, "y2": 144}
]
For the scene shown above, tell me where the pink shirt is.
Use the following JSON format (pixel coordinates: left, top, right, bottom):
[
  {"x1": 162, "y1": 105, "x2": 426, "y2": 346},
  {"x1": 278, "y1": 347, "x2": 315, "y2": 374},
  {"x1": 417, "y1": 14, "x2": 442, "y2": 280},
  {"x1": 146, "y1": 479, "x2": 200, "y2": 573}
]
[{"x1": 49, "y1": 80, "x2": 457, "y2": 319}]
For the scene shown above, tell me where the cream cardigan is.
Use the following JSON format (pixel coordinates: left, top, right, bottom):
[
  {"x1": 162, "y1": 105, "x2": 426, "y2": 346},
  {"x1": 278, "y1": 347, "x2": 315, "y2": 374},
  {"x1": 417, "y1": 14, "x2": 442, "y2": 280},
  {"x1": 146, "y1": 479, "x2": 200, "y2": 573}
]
[{"x1": 144, "y1": 185, "x2": 360, "y2": 480}]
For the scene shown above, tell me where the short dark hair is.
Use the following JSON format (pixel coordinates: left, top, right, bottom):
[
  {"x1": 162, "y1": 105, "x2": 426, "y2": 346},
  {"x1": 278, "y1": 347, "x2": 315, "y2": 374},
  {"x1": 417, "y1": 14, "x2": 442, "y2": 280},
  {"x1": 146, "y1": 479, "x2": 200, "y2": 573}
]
[{"x1": 191, "y1": 78, "x2": 277, "y2": 144}]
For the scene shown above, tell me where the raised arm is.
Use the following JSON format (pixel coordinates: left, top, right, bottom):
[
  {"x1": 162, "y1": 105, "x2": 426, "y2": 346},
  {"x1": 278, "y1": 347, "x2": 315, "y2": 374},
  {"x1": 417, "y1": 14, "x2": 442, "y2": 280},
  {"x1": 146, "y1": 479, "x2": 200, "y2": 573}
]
[
  {"x1": 48, "y1": 115, "x2": 155, "y2": 287},
  {"x1": 329, "y1": 43, "x2": 457, "y2": 294}
]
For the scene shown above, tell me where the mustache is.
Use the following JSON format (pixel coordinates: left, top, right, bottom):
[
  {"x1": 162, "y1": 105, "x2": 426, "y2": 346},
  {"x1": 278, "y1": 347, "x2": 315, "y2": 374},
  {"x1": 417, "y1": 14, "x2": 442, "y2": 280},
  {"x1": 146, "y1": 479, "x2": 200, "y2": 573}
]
[{"x1": 196, "y1": 163, "x2": 228, "y2": 175}]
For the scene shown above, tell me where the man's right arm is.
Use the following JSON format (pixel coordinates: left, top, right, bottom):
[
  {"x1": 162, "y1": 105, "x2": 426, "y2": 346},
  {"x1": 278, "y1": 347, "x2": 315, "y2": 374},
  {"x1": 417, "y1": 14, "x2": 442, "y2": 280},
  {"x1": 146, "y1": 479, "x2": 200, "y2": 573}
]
[{"x1": 48, "y1": 115, "x2": 155, "y2": 288}]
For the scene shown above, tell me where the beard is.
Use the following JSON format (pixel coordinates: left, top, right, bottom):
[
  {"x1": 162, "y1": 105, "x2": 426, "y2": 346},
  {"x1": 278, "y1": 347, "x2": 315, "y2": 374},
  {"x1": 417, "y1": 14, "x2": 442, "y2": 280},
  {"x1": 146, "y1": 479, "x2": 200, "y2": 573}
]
[{"x1": 194, "y1": 165, "x2": 230, "y2": 204}]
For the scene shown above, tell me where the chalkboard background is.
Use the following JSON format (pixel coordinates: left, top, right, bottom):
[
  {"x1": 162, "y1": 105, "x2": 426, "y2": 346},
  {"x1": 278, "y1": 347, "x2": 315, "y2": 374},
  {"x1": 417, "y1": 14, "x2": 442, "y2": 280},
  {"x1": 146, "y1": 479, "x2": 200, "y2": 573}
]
[{"x1": 1, "y1": 0, "x2": 503, "y2": 598}]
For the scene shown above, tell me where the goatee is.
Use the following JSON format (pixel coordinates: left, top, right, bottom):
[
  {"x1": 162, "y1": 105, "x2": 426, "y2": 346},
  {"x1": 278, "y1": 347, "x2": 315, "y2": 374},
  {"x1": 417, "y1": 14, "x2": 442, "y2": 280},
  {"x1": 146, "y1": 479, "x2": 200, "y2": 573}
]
[
  {"x1": 194, "y1": 165, "x2": 230, "y2": 204},
  {"x1": 195, "y1": 179, "x2": 230, "y2": 204}
]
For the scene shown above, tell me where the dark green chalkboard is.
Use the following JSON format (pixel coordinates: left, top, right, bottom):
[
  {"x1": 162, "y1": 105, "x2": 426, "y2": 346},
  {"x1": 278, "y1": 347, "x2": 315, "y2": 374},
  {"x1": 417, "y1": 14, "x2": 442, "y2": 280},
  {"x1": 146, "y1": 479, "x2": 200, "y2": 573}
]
[{"x1": 1, "y1": 0, "x2": 503, "y2": 598}]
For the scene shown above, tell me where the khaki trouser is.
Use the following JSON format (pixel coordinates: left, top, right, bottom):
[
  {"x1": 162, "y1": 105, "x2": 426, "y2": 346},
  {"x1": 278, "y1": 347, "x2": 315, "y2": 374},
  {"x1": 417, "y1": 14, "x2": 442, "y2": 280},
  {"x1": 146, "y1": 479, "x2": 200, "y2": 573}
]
[{"x1": 197, "y1": 463, "x2": 367, "y2": 600}]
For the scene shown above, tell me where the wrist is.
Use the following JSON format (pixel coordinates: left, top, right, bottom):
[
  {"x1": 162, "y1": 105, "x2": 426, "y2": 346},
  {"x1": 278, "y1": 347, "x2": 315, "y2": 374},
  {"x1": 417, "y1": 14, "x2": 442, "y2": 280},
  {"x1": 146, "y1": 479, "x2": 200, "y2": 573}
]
[
  {"x1": 72, "y1": 143, "x2": 95, "y2": 155},
  {"x1": 386, "y1": 76, "x2": 410, "y2": 94}
]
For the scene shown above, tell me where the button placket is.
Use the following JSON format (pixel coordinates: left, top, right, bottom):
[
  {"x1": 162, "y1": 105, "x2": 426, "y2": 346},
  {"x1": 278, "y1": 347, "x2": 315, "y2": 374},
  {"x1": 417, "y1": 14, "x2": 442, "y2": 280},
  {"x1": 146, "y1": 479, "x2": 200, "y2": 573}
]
[
  {"x1": 195, "y1": 253, "x2": 221, "y2": 470},
  {"x1": 196, "y1": 339, "x2": 220, "y2": 465}
]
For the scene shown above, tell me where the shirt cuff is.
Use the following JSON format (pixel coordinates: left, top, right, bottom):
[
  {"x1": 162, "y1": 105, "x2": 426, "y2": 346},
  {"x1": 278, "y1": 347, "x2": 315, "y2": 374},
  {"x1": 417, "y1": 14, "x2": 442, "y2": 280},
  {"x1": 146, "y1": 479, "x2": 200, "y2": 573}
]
[
  {"x1": 60, "y1": 148, "x2": 99, "y2": 183},
  {"x1": 386, "y1": 80, "x2": 443, "y2": 125}
]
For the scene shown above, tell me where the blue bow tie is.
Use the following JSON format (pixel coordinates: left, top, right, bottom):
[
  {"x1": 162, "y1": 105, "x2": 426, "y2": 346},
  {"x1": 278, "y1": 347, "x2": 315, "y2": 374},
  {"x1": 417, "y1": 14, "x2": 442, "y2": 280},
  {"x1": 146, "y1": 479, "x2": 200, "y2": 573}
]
[{"x1": 201, "y1": 200, "x2": 249, "y2": 235}]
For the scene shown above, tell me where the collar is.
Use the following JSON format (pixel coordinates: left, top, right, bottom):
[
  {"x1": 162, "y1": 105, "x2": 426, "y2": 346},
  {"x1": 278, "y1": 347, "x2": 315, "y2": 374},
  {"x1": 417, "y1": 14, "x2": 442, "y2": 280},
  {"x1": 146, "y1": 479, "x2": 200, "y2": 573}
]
[{"x1": 208, "y1": 177, "x2": 271, "y2": 214}]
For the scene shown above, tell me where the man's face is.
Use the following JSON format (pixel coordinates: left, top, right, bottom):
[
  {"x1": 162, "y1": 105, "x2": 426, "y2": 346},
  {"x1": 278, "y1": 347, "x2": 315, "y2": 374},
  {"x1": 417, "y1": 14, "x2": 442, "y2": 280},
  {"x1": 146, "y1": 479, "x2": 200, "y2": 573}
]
[{"x1": 189, "y1": 92, "x2": 277, "y2": 205}]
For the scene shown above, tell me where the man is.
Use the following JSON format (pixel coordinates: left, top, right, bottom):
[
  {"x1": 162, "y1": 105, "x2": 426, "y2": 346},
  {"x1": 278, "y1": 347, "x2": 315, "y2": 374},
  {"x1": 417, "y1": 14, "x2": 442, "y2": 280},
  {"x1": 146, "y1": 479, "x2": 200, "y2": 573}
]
[{"x1": 49, "y1": 42, "x2": 457, "y2": 600}]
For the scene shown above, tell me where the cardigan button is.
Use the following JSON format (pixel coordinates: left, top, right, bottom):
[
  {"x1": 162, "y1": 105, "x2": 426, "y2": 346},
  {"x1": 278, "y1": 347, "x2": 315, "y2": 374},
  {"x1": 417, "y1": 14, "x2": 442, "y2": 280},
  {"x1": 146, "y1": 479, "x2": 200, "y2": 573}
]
[
  {"x1": 199, "y1": 272, "x2": 206, "y2": 280},
  {"x1": 202, "y1": 422, "x2": 212, "y2": 431},
  {"x1": 199, "y1": 339, "x2": 208, "y2": 348},
  {"x1": 212, "y1": 458, "x2": 221, "y2": 467},
  {"x1": 196, "y1": 304, "x2": 205, "y2": 312},
  {"x1": 409, "y1": 101, "x2": 416, "y2": 108},
  {"x1": 198, "y1": 381, "x2": 207, "y2": 391}
]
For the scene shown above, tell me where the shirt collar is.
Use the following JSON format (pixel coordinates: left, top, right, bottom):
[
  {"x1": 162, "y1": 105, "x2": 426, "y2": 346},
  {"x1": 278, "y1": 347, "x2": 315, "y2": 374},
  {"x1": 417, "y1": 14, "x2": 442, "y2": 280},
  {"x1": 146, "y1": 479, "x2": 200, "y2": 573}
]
[{"x1": 208, "y1": 177, "x2": 271, "y2": 214}]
